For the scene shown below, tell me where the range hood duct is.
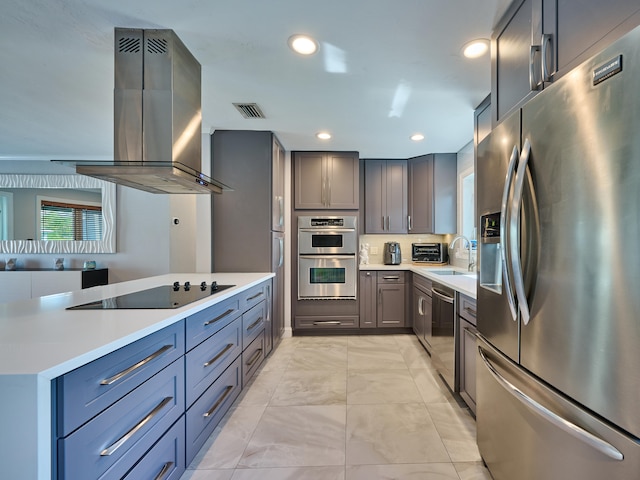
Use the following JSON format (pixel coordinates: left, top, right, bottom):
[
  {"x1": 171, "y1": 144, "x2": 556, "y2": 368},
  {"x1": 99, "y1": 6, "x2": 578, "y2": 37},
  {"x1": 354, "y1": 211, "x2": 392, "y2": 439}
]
[{"x1": 55, "y1": 28, "x2": 231, "y2": 194}]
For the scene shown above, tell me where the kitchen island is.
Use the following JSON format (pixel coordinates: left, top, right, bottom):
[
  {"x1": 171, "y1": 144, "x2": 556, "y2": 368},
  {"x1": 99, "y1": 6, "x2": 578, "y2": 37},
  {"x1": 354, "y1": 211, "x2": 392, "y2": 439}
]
[{"x1": 0, "y1": 272, "x2": 274, "y2": 480}]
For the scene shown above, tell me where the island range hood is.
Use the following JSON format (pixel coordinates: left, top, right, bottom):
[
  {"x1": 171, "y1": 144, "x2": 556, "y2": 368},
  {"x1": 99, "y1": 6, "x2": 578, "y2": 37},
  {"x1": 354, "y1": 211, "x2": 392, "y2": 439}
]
[{"x1": 56, "y1": 28, "x2": 230, "y2": 194}]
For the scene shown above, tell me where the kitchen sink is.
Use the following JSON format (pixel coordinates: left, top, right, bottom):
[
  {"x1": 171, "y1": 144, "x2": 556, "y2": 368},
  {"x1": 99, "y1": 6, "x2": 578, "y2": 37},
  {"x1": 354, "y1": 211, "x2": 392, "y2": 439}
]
[{"x1": 432, "y1": 270, "x2": 467, "y2": 275}]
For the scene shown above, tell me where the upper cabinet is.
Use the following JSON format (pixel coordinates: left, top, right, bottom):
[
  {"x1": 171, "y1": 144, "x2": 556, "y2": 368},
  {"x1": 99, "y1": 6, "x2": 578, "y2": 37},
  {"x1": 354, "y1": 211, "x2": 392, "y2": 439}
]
[
  {"x1": 364, "y1": 159, "x2": 408, "y2": 234},
  {"x1": 294, "y1": 151, "x2": 359, "y2": 210},
  {"x1": 408, "y1": 154, "x2": 457, "y2": 235},
  {"x1": 492, "y1": 0, "x2": 640, "y2": 126}
]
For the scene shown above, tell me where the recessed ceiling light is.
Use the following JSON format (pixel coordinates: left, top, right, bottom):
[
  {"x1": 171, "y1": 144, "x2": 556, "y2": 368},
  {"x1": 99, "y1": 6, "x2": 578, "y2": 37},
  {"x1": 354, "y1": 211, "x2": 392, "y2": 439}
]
[
  {"x1": 462, "y1": 39, "x2": 489, "y2": 59},
  {"x1": 316, "y1": 132, "x2": 331, "y2": 140},
  {"x1": 410, "y1": 133, "x2": 425, "y2": 142},
  {"x1": 288, "y1": 34, "x2": 319, "y2": 55}
]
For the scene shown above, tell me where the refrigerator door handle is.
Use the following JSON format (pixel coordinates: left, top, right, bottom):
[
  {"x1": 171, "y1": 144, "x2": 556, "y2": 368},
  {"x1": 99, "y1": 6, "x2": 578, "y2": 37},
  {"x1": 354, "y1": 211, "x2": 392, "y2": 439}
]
[
  {"x1": 510, "y1": 138, "x2": 532, "y2": 325},
  {"x1": 500, "y1": 145, "x2": 519, "y2": 321},
  {"x1": 279, "y1": 237, "x2": 284, "y2": 268},
  {"x1": 478, "y1": 346, "x2": 624, "y2": 461}
]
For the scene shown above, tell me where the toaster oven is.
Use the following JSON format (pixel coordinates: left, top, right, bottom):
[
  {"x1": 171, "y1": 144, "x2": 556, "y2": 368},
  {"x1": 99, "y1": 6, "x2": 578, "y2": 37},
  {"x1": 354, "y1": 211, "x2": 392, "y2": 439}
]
[{"x1": 412, "y1": 243, "x2": 448, "y2": 263}]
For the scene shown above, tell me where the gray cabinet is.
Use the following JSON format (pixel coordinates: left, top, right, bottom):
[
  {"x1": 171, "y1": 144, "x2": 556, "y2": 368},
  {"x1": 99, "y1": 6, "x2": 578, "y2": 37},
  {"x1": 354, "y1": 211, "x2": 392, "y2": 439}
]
[
  {"x1": 364, "y1": 159, "x2": 408, "y2": 234},
  {"x1": 408, "y1": 153, "x2": 457, "y2": 234},
  {"x1": 458, "y1": 293, "x2": 477, "y2": 414},
  {"x1": 359, "y1": 270, "x2": 407, "y2": 328},
  {"x1": 492, "y1": 0, "x2": 640, "y2": 125},
  {"x1": 359, "y1": 270, "x2": 377, "y2": 328},
  {"x1": 294, "y1": 151, "x2": 359, "y2": 209},
  {"x1": 211, "y1": 130, "x2": 285, "y2": 355}
]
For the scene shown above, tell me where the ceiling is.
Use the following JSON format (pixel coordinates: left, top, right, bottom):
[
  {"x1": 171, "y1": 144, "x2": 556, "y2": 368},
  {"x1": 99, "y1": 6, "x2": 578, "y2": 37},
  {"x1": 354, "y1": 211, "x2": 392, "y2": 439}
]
[{"x1": 0, "y1": 0, "x2": 511, "y2": 163}]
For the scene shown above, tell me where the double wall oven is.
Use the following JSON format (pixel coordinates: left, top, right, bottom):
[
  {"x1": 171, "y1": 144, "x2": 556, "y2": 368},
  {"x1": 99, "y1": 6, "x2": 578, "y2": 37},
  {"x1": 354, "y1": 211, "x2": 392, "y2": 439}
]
[{"x1": 297, "y1": 215, "x2": 358, "y2": 299}]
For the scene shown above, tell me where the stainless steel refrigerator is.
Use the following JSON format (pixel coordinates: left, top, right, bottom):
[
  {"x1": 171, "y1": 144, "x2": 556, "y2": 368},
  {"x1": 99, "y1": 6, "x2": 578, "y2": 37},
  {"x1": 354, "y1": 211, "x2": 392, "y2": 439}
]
[{"x1": 476, "y1": 25, "x2": 640, "y2": 480}]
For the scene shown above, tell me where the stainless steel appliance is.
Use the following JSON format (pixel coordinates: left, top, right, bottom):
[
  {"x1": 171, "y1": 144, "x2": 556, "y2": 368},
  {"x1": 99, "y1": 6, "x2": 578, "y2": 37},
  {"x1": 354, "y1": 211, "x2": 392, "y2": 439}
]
[
  {"x1": 56, "y1": 28, "x2": 230, "y2": 194},
  {"x1": 476, "y1": 26, "x2": 640, "y2": 480},
  {"x1": 67, "y1": 282, "x2": 234, "y2": 309},
  {"x1": 430, "y1": 282, "x2": 456, "y2": 391},
  {"x1": 383, "y1": 242, "x2": 401, "y2": 265},
  {"x1": 411, "y1": 243, "x2": 448, "y2": 263},
  {"x1": 298, "y1": 216, "x2": 357, "y2": 299}
]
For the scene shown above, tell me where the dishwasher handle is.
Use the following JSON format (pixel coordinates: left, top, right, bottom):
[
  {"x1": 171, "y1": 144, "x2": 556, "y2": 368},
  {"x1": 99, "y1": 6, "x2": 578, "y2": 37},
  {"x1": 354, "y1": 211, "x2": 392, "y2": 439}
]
[{"x1": 431, "y1": 287, "x2": 454, "y2": 304}]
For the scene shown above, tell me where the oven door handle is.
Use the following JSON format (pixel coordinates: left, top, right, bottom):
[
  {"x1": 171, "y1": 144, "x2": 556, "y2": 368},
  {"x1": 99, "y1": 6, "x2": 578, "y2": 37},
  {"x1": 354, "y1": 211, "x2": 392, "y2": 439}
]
[{"x1": 299, "y1": 254, "x2": 356, "y2": 260}]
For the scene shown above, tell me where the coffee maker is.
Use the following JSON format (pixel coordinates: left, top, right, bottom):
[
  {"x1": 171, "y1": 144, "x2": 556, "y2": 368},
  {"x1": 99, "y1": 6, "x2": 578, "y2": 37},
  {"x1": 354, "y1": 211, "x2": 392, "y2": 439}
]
[{"x1": 383, "y1": 242, "x2": 401, "y2": 265}]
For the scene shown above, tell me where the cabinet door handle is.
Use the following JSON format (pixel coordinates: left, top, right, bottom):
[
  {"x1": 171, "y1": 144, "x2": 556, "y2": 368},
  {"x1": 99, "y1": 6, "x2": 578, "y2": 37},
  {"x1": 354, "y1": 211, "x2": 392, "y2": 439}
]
[
  {"x1": 246, "y1": 348, "x2": 263, "y2": 368},
  {"x1": 154, "y1": 462, "x2": 174, "y2": 480},
  {"x1": 101, "y1": 397, "x2": 172, "y2": 456},
  {"x1": 203, "y1": 343, "x2": 234, "y2": 367},
  {"x1": 464, "y1": 306, "x2": 477, "y2": 317},
  {"x1": 246, "y1": 316, "x2": 263, "y2": 332},
  {"x1": 100, "y1": 345, "x2": 172, "y2": 386},
  {"x1": 381, "y1": 215, "x2": 386, "y2": 231},
  {"x1": 408, "y1": 215, "x2": 412, "y2": 231},
  {"x1": 247, "y1": 291, "x2": 264, "y2": 302},
  {"x1": 418, "y1": 296, "x2": 424, "y2": 316},
  {"x1": 203, "y1": 386, "x2": 234, "y2": 418},
  {"x1": 204, "y1": 308, "x2": 236, "y2": 326}
]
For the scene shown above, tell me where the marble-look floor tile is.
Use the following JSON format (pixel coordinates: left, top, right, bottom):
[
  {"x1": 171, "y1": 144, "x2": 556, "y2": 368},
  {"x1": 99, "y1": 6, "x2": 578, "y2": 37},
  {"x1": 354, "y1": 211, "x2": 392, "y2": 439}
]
[
  {"x1": 410, "y1": 367, "x2": 457, "y2": 405},
  {"x1": 270, "y1": 368, "x2": 347, "y2": 406},
  {"x1": 346, "y1": 403, "x2": 450, "y2": 465},
  {"x1": 346, "y1": 463, "x2": 460, "y2": 480},
  {"x1": 454, "y1": 462, "x2": 494, "y2": 480},
  {"x1": 230, "y1": 466, "x2": 345, "y2": 480},
  {"x1": 346, "y1": 335, "x2": 399, "y2": 351},
  {"x1": 427, "y1": 403, "x2": 481, "y2": 462},
  {"x1": 237, "y1": 368, "x2": 285, "y2": 407},
  {"x1": 347, "y1": 346, "x2": 408, "y2": 370},
  {"x1": 394, "y1": 336, "x2": 435, "y2": 369},
  {"x1": 287, "y1": 346, "x2": 348, "y2": 371},
  {"x1": 188, "y1": 405, "x2": 266, "y2": 469},
  {"x1": 181, "y1": 469, "x2": 235, "y2": 480},
  {"x1": 296, "y1": 336, "x2": 349, "y2": 348},
  {"x1": 347, "y1": 369, "x2": 422, "y2": 404},
  {"x1": 238, "y1": 405, "x2": 346, "y2": 468}
]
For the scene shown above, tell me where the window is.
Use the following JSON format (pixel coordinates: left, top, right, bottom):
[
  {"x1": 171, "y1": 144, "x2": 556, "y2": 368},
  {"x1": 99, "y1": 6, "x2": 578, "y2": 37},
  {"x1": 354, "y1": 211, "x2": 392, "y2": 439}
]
[{"x1": 39, "y1": 200, "x2": 103, "y2": 241}]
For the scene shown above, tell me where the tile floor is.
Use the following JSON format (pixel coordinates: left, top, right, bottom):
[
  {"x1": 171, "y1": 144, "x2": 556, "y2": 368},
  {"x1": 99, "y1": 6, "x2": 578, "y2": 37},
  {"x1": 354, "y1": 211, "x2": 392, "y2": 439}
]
[{"x1": 182, "y1": 334, "x2": 493, "y2": 480}]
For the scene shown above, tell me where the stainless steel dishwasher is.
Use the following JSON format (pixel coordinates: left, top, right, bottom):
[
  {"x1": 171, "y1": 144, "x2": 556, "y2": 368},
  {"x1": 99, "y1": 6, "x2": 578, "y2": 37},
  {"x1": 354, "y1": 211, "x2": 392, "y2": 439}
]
[{"x1": 431, "y1": 281, "x2": 457, "y2": 391}]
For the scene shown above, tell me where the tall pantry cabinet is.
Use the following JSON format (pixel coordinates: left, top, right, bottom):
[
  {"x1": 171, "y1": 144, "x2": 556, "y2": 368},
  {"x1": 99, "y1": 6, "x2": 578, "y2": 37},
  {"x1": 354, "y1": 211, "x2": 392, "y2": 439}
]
[{"x1": 211, "y1": 130, "x2": 285, "y2": 355}]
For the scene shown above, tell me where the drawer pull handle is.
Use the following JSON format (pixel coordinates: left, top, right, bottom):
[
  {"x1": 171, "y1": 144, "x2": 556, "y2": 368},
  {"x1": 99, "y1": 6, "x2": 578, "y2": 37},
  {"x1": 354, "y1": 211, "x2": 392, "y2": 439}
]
[
  {"x1": 246, "y1": 316, "x2": 263, "y2": 332},
  {"x1": 247, "y1": 291, "x2": 264, "y2": 301},
  {"x1": 100, "y1": 345, "x2": 172, "y2": 386},
  {"x1": 312, "y1": 320, "x2": 341, "y2": 325},
  {"x1": 203, "y1": 386, "x2": 234, "y2": 418},
  {"x1": 101, "y1": 397, "x2": 172, "y2": 456},
  {"x1": 464, "y1": 306, "x2": 477, "y2": 316},
  {"x1": 204, "y1": 308, "x2": 236, "y2": 327},
  {"x1": 154, "y1": 461, "x2": 174, "y2": 480},
  {"x1": 383, "y1": 276, "x2": 400, "y2": 280},
  {"x1": 203, "y1": 343, "x2": 235, "y2": 367},
  {"x1": 246, "y1": 348, "x2": 263, "y2": 368}
]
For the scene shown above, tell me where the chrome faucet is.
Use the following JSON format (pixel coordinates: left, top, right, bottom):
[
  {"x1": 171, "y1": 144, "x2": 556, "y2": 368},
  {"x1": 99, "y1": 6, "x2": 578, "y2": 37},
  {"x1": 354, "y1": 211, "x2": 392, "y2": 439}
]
[{"x1": 449, "y1": 235, "x2": 475, "y2": 272}]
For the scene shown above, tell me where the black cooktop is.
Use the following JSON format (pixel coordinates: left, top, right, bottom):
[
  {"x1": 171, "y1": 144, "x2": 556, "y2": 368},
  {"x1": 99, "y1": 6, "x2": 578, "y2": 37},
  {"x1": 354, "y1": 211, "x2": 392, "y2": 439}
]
[{"x1": 67, "y1": 282, "x2": 234, "y2": 310}]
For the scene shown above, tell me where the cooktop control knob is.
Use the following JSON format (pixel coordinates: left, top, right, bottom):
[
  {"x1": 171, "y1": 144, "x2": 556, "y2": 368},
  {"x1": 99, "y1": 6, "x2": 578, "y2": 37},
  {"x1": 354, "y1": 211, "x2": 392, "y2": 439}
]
[
  {"x1": 211, "y1": 281, "x2": 218, "y2": 291},
  {"x1": 200, "y1": 281, "x2": 207, "y2": 291},
  {"x1": 184, "y1": 281, "x2": 191, "y2": 291},
  {"x1": 173, "y1": 281, "x2": 180, "y2": 291}
]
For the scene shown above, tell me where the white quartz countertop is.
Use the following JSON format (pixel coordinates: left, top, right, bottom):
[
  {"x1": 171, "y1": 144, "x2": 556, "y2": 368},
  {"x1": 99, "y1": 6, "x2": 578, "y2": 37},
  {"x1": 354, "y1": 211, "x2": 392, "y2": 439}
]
[
  {"x1": 0, "y1": 272, "x2": 274, "y2": 378},
  {"x1": 360, "y1": 263, "x2": 477, "y2": 299}
]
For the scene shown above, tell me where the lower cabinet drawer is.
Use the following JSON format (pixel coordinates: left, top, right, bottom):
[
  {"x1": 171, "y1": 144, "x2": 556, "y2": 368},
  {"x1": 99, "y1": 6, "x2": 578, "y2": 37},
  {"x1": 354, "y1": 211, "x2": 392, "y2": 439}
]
[
  {"x1": 242, "y1": 300, "x2": 266, "y2": 348},
  {"x1": 185, "y1": 356, "x2": 242, "y2": 466},
  {"x1": 57, "y1": 359, "x2": 185, "y2": 480},
  {"x1": 122, "y1": 416, "x2": 185, "y2": 480},
  {"x1": 242, "y1": 331, "x2": 265, "y2": 387},
  {"x1": 185, "y1": 316, "x2": 242, "y2": 407},
  {"x1": 56, "y1": 321, "x2": 185, "y2": 437},
  {"x1": 186, "y1": 296, "x2": 241, "y2": 351},
  {"x1": 294, "y1": 315, "x2": 359, "y2": 329}
]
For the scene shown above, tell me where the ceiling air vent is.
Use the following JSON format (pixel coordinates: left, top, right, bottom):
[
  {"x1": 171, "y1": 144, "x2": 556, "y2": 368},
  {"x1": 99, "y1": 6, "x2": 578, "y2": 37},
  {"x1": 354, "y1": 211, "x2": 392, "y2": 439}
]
[{"x1": 233, "y1": 103, "x2": 266, "y2": 119}]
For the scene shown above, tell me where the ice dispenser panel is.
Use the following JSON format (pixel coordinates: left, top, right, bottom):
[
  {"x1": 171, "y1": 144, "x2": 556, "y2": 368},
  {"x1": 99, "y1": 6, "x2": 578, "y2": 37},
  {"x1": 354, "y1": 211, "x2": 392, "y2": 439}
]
[{"x1": 480, "y1": 212, "x2": 502, "y2": 294}]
